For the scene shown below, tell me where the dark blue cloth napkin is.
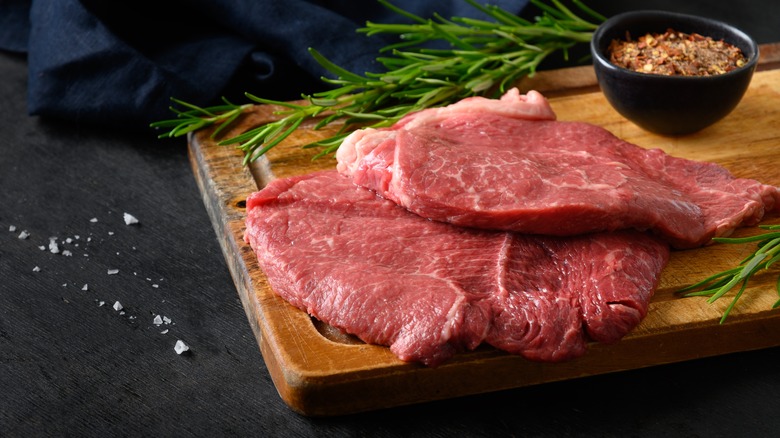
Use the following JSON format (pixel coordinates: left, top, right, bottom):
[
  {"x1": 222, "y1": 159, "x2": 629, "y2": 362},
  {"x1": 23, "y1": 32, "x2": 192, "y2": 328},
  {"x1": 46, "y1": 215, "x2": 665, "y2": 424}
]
[{"x1": 0, "y1": 0, "x2": 529, "y2": 129}]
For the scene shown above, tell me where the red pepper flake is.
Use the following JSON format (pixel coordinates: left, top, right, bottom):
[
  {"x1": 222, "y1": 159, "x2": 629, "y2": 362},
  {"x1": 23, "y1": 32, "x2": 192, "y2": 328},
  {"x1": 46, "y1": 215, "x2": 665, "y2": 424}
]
[{"x1": 608, "y1": 28, "x2": 747, "y2": 76}]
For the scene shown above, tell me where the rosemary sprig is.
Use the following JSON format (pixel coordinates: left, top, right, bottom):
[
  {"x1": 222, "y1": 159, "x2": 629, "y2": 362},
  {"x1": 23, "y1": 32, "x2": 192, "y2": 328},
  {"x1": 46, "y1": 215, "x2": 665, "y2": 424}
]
[
  {"x1": 149, "y1": 97, "x2": 253, "y2": 141},
  {"x1": 151, "y1": 0, "x2": 604, "y2": 163},
  {"x1": 678, "y1": 224, "x2": 780, "y2": 323}
]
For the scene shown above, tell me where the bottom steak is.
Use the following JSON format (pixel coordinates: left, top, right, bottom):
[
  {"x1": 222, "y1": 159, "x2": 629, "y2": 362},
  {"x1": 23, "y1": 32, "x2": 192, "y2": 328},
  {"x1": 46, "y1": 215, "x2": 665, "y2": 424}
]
[{"x1": 244, "y1": 171, "x2": 670, "y2": 367}]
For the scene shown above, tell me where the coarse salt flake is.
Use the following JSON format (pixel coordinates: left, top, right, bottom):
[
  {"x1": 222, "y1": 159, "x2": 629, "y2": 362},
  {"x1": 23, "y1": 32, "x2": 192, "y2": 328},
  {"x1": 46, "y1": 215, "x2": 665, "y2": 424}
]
[
  {"x1": 107, "y1": 269, "x2": 119, "y2": 275},
  {"x1": 174, "y1": 340, "x2": 190, "y2": 355},
  {"x1": 48, "y1": 238, "x2": 60, "y2": 254},
  {"x1": 113, "y1": 301, "x2": 123, "y2": 311},
  {"x1": 33, "y1": 266, "x2": 41, "y2": 272},
  {"x1": 9, "y1": 225, "x2": 16, "y2": 232},
  {"x1": 62, "y1": 250, "x2": 72, "y2": 257},
  {"x1": 153, "y1": 315, "x2": 163, "y2": 326},
  {"x1": 90, "y1": 218, "x2": 98, "y2": 223},
  {"x1": 18, "y1": 230, "x2": 30, "y2": 239},
  {"x1": 123, "y1": 212, "x2": 139, "y2": 225},
  {"x1": 81, "y1": 284, "x2": 88, "y2": 291}
]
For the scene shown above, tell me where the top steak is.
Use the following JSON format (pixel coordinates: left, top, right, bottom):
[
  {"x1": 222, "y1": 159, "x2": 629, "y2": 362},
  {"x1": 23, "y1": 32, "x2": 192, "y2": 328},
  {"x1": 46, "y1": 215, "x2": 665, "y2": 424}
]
[
  {"x1": 244, "y1": 170, "x2": 669, "y2": 367},
  {"x1": 336, "y1": 89, "x2": 779, "y2": 249}
]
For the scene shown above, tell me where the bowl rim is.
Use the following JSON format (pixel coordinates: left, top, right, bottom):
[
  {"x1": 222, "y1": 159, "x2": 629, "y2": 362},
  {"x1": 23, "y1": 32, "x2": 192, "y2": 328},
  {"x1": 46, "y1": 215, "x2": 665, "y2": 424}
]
[{"x1": 590, "y1": 9, "x2": 760, "y2": 81}]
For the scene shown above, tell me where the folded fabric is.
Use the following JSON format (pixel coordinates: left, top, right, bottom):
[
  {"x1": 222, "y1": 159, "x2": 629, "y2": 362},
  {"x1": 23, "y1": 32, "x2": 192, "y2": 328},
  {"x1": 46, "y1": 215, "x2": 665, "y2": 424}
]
[{"x1": 0, "y1": 0, "x2": 528, "y2": 129}]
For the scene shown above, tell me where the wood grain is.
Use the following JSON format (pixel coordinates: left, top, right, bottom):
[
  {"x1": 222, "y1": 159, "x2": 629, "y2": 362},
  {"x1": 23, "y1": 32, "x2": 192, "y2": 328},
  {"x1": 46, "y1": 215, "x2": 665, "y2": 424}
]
[{"x1": 188, "y1": 45, "x2": 780, "y2": 416}]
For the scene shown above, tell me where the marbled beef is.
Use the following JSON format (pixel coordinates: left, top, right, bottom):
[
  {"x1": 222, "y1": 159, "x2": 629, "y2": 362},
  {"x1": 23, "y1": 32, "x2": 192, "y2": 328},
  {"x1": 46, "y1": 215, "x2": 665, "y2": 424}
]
[
  {"x1": 336, "y1": 89, "x2": 779, "y2": 249},
  {"x1": 243, "y1": 171, "x2": 670, "y2": 367}
]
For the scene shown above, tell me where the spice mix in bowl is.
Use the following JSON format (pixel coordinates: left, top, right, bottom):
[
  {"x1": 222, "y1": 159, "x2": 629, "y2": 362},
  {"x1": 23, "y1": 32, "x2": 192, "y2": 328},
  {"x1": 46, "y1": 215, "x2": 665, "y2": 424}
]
[{"x1": 590, "y1": 10, "x2": 759, "y2": 136}]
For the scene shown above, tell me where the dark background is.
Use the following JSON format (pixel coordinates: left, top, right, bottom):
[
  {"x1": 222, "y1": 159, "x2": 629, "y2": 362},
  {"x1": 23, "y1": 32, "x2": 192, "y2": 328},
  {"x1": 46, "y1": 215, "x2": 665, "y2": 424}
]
[{"x1": 2, "y1": 1, "x2": 780, "y2": 436}]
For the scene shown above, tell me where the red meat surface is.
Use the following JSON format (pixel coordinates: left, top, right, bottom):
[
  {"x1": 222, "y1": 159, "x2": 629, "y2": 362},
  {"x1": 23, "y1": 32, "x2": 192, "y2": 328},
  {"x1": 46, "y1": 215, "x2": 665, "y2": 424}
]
[
  {"x1": 337, "y1": 89, "x2": 779, "y2": 249},
  {"x1": 244, "y1": 171, "x2": 670, "y2": 367}
]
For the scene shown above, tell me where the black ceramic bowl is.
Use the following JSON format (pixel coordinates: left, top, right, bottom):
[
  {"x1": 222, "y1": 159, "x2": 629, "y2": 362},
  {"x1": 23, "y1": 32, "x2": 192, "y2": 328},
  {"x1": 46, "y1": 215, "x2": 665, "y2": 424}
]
[{"x1": 590, "y1": 10, "x2": 759, "y2": 135}]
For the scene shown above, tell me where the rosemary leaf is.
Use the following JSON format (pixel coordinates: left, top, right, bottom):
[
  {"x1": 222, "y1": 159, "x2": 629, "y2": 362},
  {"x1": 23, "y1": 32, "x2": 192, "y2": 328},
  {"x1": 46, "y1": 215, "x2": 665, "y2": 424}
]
[
  {"x1": 680, "y1": 224, "x2": 780, "y2": 323},
  {"x1": 307, "y1": 48, "x2": 369, "y2": 84},
  {"x1": 149, "y1": 97, "x2": 251, "y2": 140}
]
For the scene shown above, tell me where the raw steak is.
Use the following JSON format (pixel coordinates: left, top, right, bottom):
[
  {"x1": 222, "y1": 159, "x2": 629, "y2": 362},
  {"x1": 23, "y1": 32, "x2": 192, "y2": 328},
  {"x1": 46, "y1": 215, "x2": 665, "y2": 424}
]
[
  {"x1": 336, "y1": 89, "x2": 779, "y2": 249},
  {"x1": 243, "y1": 171, "x2": 670, "y2": 367}
]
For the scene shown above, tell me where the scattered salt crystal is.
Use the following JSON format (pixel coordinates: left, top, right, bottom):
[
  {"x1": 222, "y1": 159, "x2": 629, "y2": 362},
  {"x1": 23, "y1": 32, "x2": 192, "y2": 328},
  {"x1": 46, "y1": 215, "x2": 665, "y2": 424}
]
[
  {"x1": 62, "y1": 283, "x2": 67, "y2": 287},
  {"x1": 81, "y1": 284, "x2": 88, "y2": 291},
  {"x1": 75, "y1": 235, "x2": 80, "y2": 239},
  {"x1": 18, "y1": 230, "x2": 30, "y2": 239},
  {"x1": 163, "y1": 316, "x2": 172, "y2": 325},
  {"x1": 174, "y1": 340, "x2": 190, "y2": 355},
  {"x1": 90, "y1": 218, "x2": 98, "y2": 223},
  {"x1": 65, "y1": 237, "x2": 73, "y2": 243},
  {"x1": 8, "y1": 225, "x2": 16, "y2": 232},
  {"x1": 113, "y1": 301, "x2": 123, "y2": 311},
  {"x1": 160, "y1": 329, "x2": 169, "y2": 334},
  {"x1": 123, "y1": 213, "x2": 139, "y2": 225},
  {"x1": 153, "y1": 315, "x2": 163, "y2": 326},
  {"x1": 108, "y1": 231, "x2": 114, "y2": 236},
  {"x1": 48, "y1": 238, "x2": 59, "y2": 254},
  {"x1": 32, "y1": 266, "x2": 41, "y2": 272},
  {"x1": 152, "y1": 284, "x2": 159, "y2": 289},
  {"x1": 107, "y1": 269, "x2": 119, "y2": 275},
  {"x1": 98, "y1": 301, "x2": 105, "y2": 306},
  {"x1": 38, "y1": 245, "x2": 45, "y2": 251},
  {"x1": 62, "y1": 250, "x2": 72, "y2": 257},
  {"x1": 119, "y1": 311, "x2": 125, "y2": 316}
]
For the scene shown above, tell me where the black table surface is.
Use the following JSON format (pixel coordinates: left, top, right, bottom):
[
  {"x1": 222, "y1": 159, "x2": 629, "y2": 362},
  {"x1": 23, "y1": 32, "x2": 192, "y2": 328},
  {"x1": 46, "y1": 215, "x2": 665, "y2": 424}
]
[{"x1": 3, "y1": 2, "x2": 780, "y2": 437}]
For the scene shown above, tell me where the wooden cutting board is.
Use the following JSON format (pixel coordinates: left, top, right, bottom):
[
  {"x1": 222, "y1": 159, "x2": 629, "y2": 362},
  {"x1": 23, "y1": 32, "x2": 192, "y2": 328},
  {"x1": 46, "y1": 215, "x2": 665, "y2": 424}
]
[{"x1": 188, "y1": 43, "x2": 780, "y2": 417}]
